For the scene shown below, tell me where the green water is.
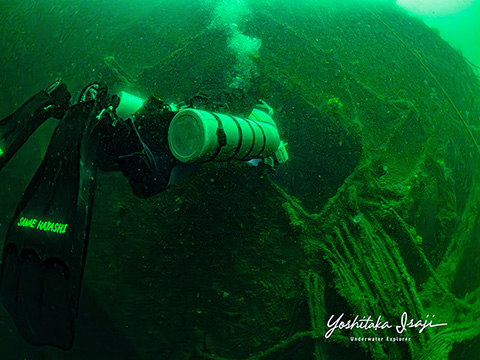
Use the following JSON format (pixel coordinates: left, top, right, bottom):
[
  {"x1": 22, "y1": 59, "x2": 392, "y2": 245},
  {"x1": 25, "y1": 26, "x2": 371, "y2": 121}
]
[{"x1": 1, "y1": 1, "x2": 480, "y2": 359}]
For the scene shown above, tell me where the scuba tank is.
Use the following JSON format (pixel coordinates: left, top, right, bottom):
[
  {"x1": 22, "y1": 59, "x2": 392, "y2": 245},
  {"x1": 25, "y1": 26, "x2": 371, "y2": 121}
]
[{"x1": 167, "y1": 107, "x2": 288, "y2": 163}]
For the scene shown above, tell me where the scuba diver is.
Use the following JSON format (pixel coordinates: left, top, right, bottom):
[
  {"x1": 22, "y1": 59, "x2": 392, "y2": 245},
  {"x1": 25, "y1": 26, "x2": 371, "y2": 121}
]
[{"x1": 0, "y1": 80, "x2": 288, "y2": 350}]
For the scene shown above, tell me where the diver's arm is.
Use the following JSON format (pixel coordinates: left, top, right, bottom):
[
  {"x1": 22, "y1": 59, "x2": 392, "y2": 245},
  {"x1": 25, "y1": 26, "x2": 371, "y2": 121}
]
[{"x1": 97, "y1": 115, "x2": 177, "y2": 199}]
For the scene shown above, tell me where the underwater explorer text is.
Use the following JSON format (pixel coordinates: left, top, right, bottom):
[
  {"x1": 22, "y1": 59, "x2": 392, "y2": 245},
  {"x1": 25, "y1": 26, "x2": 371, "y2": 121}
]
[{"x1": 325, "y1": 312, "x2": 448, "y2": 339}]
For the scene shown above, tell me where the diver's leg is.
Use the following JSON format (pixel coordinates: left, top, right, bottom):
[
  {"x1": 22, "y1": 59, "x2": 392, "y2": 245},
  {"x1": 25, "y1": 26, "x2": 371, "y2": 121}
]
[
  {"x1": 0, "y1": 87, "x2": 99, "y2": 350},
  {"x1": 0, "y1": 80, "x2": 71, "y2": 171}
]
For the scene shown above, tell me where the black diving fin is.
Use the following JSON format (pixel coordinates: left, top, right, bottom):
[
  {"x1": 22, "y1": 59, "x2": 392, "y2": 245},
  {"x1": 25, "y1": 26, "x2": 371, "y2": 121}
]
[
  {"x1": 0, "y1": 80, "x2": 70, "y2": 172},
  {"x1": 0, "y1": 100, "x2": 99, "y2": 350}
]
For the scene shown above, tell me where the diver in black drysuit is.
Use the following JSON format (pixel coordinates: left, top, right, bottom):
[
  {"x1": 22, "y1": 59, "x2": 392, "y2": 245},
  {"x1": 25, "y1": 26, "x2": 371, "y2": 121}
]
[
  {"x1": 81, "y1": 81, "x2": 192, "y2": 199},
  {"x1": 89, "y1": 82, "x2": 186, "y2": 198},
  {"x1": 0, "y1": 79, "x2": 283, "y2": 350}
]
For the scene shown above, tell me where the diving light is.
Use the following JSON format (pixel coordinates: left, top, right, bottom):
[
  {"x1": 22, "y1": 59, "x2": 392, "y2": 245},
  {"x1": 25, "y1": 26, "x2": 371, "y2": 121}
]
[{"x1": 115, "y1": 91, "x2": 145, "y2": 119}]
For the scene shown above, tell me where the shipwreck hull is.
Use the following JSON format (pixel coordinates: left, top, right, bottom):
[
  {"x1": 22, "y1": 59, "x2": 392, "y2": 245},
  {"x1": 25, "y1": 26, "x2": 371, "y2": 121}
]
[{"x1": 82, "y1": 1, "x2": 480, "y2": 359}]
